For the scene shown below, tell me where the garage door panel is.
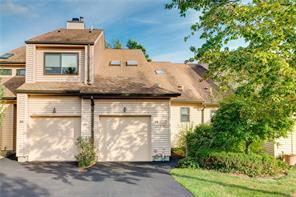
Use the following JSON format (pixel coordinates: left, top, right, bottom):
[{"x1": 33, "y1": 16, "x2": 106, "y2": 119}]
[
  {"x1": 28, "y1": 117, "x2": 80, "y2": 161},
  {"x1": 98, "y1": 116, "x2": 151, "y2": 162}
]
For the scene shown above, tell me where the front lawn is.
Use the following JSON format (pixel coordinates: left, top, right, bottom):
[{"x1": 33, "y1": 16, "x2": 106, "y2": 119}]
[{"x1": 171, "y1": 167, "x2": 296, "y2": 197}]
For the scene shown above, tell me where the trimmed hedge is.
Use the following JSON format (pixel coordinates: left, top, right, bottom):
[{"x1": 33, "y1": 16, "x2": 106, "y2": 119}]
[{"x1": 179, "y1": 149, "x2": 288, "y2": 177}]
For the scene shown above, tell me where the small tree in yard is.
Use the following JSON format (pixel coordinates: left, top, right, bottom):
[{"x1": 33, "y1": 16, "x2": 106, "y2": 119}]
[
  {"x1": 166, "y1": 0, "x2": 296, "y2": 148},
  {"x1": 75, "y1": 137, "x2": 96, "y2": 169}
]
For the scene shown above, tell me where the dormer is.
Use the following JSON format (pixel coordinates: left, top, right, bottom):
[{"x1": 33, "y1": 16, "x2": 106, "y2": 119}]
[{"x1": 24, "y1": 18, "x2": 104, "y2": 84}]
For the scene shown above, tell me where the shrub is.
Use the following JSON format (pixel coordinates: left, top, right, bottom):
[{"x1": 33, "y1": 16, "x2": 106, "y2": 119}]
[
  {"x1": 171, "y1": 147, "x2": 186, "y2": 158},
  {"x1": 75, "y1": 137, "x2": 97, "y2": 168},
  {"x1": 178, "y1": 157, "x2": 199, "y2": 169},
  {"x1": 186, "y1": 124, "x2": 215, "y2": 157},
  {"x1": 176, "y1": 123, "x2": 194, "y2": 148},
  {"x1": 195, "y1": 149, "x2": 288, "y2": 177}
]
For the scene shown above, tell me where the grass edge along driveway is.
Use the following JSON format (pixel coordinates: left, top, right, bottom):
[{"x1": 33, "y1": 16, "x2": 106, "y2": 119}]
[{"x1": 171, "y1": 167, "x2": 296, "y2": 197}]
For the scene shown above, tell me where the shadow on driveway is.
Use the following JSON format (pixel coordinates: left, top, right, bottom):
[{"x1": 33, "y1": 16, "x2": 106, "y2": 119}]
[{"x1": 0, "y1": 158, "x2": 191, "y2": 197}]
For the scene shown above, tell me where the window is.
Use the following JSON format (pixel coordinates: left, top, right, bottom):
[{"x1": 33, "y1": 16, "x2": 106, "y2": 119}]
[
  {"x1": 110, "y1": 60, "x2": 121, "y2": 66},
  {"x1": 180, "y1": 107, "x2": 190, "y2": 122},
  {"x1": 155, "y1": 68, "x2": 166, "y2": 75},
  {"x1": 16, "y1": 69, "x2": 26, "y2": 76},
  {"x1": 0, "y1": 69, "x2": 12, "y2": 76},
  {"x1": 44, "y1": 53, "x2": 78, "y2": 75},
  {"x1": 126, "y1": 60, "x2": 138, "y2": 66},
  {"x1": 0, "y1": 53, "x2": 13, "y2": 59}
]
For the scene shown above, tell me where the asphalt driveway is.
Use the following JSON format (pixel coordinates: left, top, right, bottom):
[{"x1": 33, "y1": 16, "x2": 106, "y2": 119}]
[{"x1": 0, "y1": 158, "x2": 192, "y2": 197}]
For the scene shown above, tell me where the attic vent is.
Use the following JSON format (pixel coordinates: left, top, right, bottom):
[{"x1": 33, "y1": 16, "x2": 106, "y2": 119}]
[
  {"x1": 110, "y1": 60, "x2": 121, "y2": 66},
  {"x1": 155, "y1": 68, "x2": 166, "y2": 75},
  {"x1": 177, "y1": 85, "x2": 184, "y2": 91},
  {"x1": 126, "y1": 60, "x2": 138, "y2": 66},
  {"x1": 0, "y1": 53, "x2": 13, "y2": 59}
]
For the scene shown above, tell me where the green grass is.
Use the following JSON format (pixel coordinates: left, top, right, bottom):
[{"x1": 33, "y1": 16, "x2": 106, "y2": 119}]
[{"x1": 171, "y1": 167, "x2": 296, "y2": 197}]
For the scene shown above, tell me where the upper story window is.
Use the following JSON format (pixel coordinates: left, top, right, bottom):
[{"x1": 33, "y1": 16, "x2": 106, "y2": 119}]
[
  {"x1": 16, "y1": 69, "x2": 26, "y2": 76},
  {"x1": 44, "y1": 53, "x2": 78, "y2": 75},
  {"x1": 0, "y1": 69, "x2": 12, "y2": 76},
  {"x1": 180, "y1": 107, "x2": 190, "y2": 122}
]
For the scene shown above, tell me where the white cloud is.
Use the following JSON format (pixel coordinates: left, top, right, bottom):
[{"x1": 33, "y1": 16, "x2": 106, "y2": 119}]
[{"x1": 0, "y1": 0, "x2": 30, "y2": 15}]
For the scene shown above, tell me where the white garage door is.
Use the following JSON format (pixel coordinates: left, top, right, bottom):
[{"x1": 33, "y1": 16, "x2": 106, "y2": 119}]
[
  {"x1": 28, "y1": 117, "x2": 81, "y2": 161},
  {"x1": 97, "y1": 116, "x2": 151, "y2": 162}
]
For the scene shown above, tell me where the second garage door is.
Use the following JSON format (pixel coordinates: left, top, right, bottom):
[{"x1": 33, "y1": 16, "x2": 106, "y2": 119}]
[
  {"x1": 28, "y1": 117, "x2": 81, "y2": 161},
  {"x1": 97, "y1": 116, "x2": 151, "y2": 162}
]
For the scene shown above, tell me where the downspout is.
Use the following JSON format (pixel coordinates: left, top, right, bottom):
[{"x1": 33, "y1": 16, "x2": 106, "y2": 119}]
[
  {"x1": 201, "y1": 103, "x2": 206, "y2": 124},
  {"x1": 90, "y1": 96, "x2": 95, "y2": 145},
  {"x1": 87, "y1": 44, "x2": 91, "y2": 85}
]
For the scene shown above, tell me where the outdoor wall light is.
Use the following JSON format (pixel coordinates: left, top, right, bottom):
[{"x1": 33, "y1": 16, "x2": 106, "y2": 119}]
[
  {"x1": 123, "y1": 107, "x2": 127, "y2": 113},
  {"x1": 52, "y1": 107, "x2": 56, "y2": 113}
]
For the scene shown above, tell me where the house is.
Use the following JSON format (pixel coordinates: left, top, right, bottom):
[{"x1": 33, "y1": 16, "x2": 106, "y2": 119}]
[{"x1": 0, "y1": 18, "x2": 295, "y2": 162}]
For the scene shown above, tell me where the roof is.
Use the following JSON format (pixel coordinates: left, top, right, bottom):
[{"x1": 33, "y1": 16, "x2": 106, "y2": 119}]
[
  {"x1": 149, "y1": 62, "x2": 219, "y2": 104},
  {"x1": 0, "y1": 46, "x2": 26, "y2": 64},
  {"x1": 1, "y1": 77, "x2": 25, "y2": 99},
  {"x1": 25, "y1": 28, "x2": 103, "y2": 45},
  {"x1": 16, "y1": 48, "x2": 219, "y2": 102}
]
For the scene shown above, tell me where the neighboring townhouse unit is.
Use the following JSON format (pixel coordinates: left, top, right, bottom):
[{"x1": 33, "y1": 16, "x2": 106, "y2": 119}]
[
  {"x1": 0, "y1": 46, "x2": 26, "y2": 151},
  {"x1": 0, "y1": 18, "x2": 295, "y2": 162}
]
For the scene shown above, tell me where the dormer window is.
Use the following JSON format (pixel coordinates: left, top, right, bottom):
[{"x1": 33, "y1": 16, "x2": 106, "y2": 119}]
[
  {"x1": 44, "y1": 53, "x2": 78, "y2": 75},
  {"x1": 126, "y1": 60, "x2": 138, "y2": 66}
]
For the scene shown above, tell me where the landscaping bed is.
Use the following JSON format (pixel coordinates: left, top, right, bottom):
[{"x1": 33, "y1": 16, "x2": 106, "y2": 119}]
[{"x1": 171, "y1": 167, "x2": 296, "y2": 197}]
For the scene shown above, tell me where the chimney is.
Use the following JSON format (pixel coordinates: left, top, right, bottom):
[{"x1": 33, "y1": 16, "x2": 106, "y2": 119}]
[{"x1": 67, "y1": 17, "x2": 85, "y2": 29}]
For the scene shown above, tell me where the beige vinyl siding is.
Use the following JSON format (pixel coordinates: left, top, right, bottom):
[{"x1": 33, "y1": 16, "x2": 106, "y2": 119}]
[
  {"x1": 16, "y1": 94, "x2": 29, "y2": 159},
  {"x1": 170, "y1": 105, "x2": 203, "y2": 147},
  {"x1": 28, "y1": 96, "x2": 81, "y2": 115},
  {"x1": 35, "y1": 48, "x2": 84, "y2": 82},
  {"x1": 274, "y1": 127, "x2": 296, "y2": 157},
  {"x1": 263, "y1": 142, "x2": 275, "y2": 156},
  {"x1": 204, "y1": 108, "x2": 217, "y2": 123},
  {"x1": 81, "y1": 99, "x2": 171, "y2": 160},
  {"x1": 0, "y1": 103, "x2": 15, "y2": 150},
  {"x1": 25, "y1": 44, "x2": 35, "y2": 83}
]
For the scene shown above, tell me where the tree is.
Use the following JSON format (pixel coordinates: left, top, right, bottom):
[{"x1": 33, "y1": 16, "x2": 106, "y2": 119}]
[
  {"x1": 166, "y1": 1, "x2": 296, "y2": 145},
  {"x1": 126, "y1": 39, "x2": 151, "y2": 61},
  {"x1": 106, "y1": 39, "x2": 122, "y2": 49}
]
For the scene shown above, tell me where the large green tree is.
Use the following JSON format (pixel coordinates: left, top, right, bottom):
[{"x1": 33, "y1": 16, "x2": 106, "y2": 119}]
[
  {"x1": 167, "y1": 1, "x2": 296, "y2": 144},
  {"x1": 127, "y1": 39, "x2": 151, "y2": 61}
]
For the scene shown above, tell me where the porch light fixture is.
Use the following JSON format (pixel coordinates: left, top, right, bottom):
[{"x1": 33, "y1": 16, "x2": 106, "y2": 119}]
[
  {"x1": 123, "y1": 107, "x2": 127, "y2": 113},
  {"x1": 52, "y1": 107, "x2": 56, "y2": 113}
]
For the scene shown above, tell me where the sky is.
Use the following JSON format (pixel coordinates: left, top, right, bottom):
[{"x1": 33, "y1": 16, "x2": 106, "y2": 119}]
[{"x1": 0, "y1": 0, "x2": 242, "y2": 63}]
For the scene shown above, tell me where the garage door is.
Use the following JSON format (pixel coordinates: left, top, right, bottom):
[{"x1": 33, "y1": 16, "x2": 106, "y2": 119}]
[
  {"x1": 28, "y1": 117, "x2": 80, "y2": 161},
  {"x1": 98, "y1": 116, "x2": 151, "y2": 162}
]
